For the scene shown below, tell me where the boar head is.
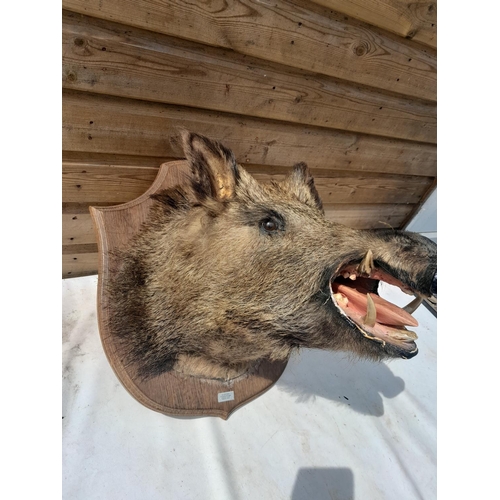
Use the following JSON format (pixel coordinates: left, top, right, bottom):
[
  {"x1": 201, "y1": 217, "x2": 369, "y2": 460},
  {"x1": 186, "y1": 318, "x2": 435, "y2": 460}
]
[{"x1": 109, "y1": 131, "x2": 437, "y2": 380}]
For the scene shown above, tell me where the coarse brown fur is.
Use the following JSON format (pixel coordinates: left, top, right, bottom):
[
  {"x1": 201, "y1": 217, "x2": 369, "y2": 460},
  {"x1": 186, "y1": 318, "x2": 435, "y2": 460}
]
[{"x1": 108, "y1": 131, "x2": 437, "y2": 381}]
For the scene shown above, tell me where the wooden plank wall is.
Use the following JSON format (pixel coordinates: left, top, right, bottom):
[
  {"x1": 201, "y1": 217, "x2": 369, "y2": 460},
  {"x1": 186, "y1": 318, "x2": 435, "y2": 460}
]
[{"x1": 62, "y1": 0, "x2": 437, "y2": 278}]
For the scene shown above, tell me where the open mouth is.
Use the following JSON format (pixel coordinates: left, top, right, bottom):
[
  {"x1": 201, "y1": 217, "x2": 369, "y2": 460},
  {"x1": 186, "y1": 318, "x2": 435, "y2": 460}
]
[{"x1": 329, "y1": 250, "x2": 425, "y2": 358}]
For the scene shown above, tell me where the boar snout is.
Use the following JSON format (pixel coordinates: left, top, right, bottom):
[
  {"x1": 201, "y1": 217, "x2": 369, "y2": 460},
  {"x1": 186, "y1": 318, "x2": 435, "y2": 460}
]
[{"x1": 108, "y1": 131, "x2": 437, "y2": 380}]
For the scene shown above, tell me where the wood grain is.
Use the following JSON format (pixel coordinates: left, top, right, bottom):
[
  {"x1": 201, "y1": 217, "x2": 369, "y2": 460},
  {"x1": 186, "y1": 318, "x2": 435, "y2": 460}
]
[
  {"x1": 324, "y1": 203, "x2": 412, "y2": 228},
  {"x1": 63, "y1": 151, "x2": 172, "y2": 168},
  {"x1": 62, "y1": 213, "x2": 97, "y2": 245},
  {"x1": 90, "y1": 160, "x2": 288, "y2": 419},
  {"x1": 62, "y1": 163, "x2": 159, "y2": 203},
  {"x1": 253, "y1": 170, "x2": 432, "y2": 205},
  {"x1": 61, "y1": 1, "x2": 436, "y2": 101},
  {"x1": 61, "y1": 1, "x2": 437, "y2": 283},
  {"x1": 308, "y1": 0, "x2": 436, "y2": 48},
  {"x1": 62, "y1": 11, "x2": 436, "y2": 142},
  {"x1": 63, "y1": 90, "x2": 437, "y2": 177},
  {"x1": 63, "y1": 160, "x2": 433, "y2": 205},
  {"x1": 63, "y1": 252, "x2": 99, "y2": 278}
]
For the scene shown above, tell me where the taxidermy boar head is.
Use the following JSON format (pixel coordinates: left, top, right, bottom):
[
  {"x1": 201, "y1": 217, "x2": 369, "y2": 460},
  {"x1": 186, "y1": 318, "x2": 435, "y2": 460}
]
[{"x1": 109, "y1": 131, "x2": 437, "y2": 381}]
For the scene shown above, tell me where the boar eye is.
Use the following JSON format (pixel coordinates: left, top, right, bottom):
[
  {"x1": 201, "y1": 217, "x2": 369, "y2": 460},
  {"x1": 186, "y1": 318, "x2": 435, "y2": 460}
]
[
  {"x1": 260, "y1": 216, "x2": 282, "y2": 234},
  {"x1": 263, "y1": 219, "x2": 277, "y2": 231}
]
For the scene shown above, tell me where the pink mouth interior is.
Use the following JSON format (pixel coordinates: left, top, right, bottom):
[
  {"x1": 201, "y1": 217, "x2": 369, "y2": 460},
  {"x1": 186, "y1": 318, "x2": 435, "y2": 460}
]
[
  {"x1": 330, "y1": 266, "x2": 420, "y2": 349},
  {"x1": 333, "y1": 283, "x2": 418, "y2": 327}
]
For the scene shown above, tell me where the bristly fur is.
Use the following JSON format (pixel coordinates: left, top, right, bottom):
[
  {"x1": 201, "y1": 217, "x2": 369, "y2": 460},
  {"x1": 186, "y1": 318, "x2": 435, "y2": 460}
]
[{"x1": 107, "y1": 131, "x2": 437, "y2": 380}]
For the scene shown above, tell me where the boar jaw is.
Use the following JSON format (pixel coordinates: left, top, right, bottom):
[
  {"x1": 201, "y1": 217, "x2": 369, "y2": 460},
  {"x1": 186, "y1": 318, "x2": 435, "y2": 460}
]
[{"x1": 329, "y1": 261, "x2": 425, "y2": 359}]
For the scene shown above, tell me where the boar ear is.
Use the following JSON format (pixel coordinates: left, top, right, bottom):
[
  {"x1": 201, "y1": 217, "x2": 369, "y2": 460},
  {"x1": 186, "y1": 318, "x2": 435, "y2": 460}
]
[
  {"x1": 284, "y1": 162, "x2": 323, "y2": 212},
  {"x1": 180, "y1": 130, "x2": 240, "y2": 201}
]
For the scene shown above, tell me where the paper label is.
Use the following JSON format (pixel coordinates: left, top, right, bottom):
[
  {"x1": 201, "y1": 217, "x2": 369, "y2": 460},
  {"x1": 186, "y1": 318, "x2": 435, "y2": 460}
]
[{"x1": 217, "y1": 391, "x2": 235, "y2": 403}]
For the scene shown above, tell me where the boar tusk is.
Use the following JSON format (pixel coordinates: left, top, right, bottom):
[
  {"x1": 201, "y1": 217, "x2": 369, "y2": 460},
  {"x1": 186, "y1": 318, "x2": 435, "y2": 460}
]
[
  {"x1": 403, "y1": 295, "x2": 423, "y2": 314},
  {"x1": 362, "y1": 293, "x2": 377, "y2": 327},
  {"x1": 357, "y1": 249, "x2": 374, "y2": 276}
]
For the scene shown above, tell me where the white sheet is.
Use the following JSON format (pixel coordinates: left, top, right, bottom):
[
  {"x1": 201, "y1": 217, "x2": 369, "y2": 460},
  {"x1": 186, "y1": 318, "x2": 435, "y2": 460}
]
[{"x1": 62, "y1": 276, "x2": 436, "y2": 499}]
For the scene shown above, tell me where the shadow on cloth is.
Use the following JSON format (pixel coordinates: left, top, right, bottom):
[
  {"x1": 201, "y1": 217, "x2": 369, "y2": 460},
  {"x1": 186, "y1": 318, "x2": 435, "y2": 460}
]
[
  {"x1": 291, "y1": 467, "x2": 354, "y2": 500},
  {"x1": 276, "y1": 349, "x2": 405, "y2": 416}
]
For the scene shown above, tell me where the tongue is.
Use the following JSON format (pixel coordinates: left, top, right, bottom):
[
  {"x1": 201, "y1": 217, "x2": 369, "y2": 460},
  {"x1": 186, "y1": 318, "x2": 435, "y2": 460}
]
[{"x1": 334, "y1": 284, "x2": 418, "y2": 327}]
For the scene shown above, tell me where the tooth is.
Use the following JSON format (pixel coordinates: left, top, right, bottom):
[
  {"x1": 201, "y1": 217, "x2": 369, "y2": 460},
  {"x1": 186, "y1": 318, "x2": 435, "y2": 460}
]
[
  {"x1": 393, "y1": 331, "x2": 418, "y2": 341},
  {"x1": 403, "y1": 295, "x2": 423, "y2": 314},
  {"x1": 404, "y1": 330, "x2": 418, "y2": 340},
  {"x1": 349, "y1": 274, "x2": 357, "y2": 280},
  {"x1": 343, "y1": 272, "x2": 350, "y2": 279},
  {"x1": 388, "y1": 326, "x2": 418, "y2": 340},
  {"x1": 357, "y1": 249, "x2": 374, "y2": 275},
  {"x1": 362, "y1": 293, "x2": 377, "y2": 327},
  {"x1": 334, "y1": 293, "x2": 348, "y2": 305}
]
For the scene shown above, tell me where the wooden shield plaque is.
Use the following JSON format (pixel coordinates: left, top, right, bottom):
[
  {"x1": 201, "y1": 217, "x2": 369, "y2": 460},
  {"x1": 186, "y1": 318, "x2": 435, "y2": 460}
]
[{"x1": 90, "y1": 161, "x2": 288, "y2": 419}]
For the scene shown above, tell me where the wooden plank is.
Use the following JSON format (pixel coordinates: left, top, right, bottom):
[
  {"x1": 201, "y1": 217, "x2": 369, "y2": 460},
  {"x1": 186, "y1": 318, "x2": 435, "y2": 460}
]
[
  {"x1": 63, "y1": 201, "x2": 118, "y2": 214},
  {"x1": 62, "y1": 252, "x2": 98, "y2": 278},
  {"x1": 63, "y1": 151, "x2": 171, "y2": 168},
  {"x1": 324, "y1": 203, "x2": 412, "y2": 228},
  {"x1": 400, "y1": 176, "x2": 437, "y2": 229},
  {"x1": 62, "y1": 243, "x2": 98, "y2": 255},
  {"x1": 62, "y1": 213, "x2": 97, "y2": 245},
  {"x1": 62, "y1": 163, "x2": 159, "y2": 203},
  {"x1": 61, "y1": 2, "x2": 436, "y2": 101},
  {"x1": 63, "y1": 91, "x2": 437, "y2": 177},
  {"x1": 253, "y1": 171, "x2": 432, "y2": 205},
  {"x1": 308, "y1": 0, "x2": 436, "y2": 49},
  {"x1": 63, "y1": 161, "x2": 432, "y2": 205},
  {"x1": 62, "y1": 11, "x2": 436, "y2": 143}
]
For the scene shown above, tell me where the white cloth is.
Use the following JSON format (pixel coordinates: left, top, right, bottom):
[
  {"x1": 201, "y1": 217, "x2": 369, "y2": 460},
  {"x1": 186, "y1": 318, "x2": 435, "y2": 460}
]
[{"x1": 63, "y1": 276, "x2": 436, "y2": 499}]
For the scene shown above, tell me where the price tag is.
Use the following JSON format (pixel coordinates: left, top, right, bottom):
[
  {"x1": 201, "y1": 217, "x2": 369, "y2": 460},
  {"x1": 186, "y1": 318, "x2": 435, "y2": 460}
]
[{"x1": 217, "y1": 391, "x2": 234, "y2": 403}]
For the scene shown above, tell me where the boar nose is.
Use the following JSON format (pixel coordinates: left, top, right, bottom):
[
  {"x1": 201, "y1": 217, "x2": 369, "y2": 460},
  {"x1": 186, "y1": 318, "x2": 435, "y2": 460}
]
[{"x1": 430, "y1": 272, "x2": 437, "y2": 298}]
